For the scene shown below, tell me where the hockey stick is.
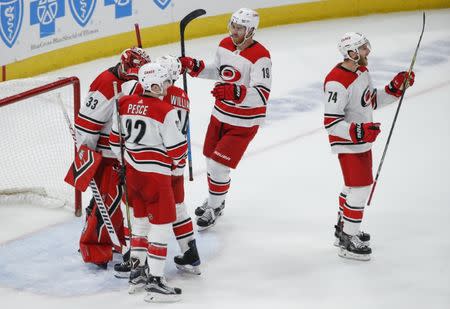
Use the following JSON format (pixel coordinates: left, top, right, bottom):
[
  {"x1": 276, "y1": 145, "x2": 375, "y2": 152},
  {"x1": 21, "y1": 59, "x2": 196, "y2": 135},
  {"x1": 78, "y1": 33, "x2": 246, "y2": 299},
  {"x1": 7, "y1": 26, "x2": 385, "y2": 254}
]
[
  {"x1": 180, "y1": 9, "x2": 206, "y2": 181},
  {"x1": 367, "y1": 12, "x2": 426, "y2": 206},
  {"x1": 134, "y1": 23, "x2": 142, "y2": 48},
  {"x1": 57, "y1": 94, "x2": 121, "y2": 247},
  {"x1": 112, "y1": 82, "x2": 132, "y2": 234}
]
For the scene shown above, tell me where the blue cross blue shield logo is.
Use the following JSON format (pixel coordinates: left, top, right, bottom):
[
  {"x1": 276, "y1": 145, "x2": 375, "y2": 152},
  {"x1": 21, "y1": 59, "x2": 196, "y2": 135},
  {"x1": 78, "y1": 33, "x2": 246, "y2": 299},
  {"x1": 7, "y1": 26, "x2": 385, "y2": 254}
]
[
  {"x1": 30, "y1": 0, "x2": 65, "y2": 38},
  {"x1": 69, "y1": 0, "x2": 96, "y2": 27},
  {"x1": 0, "y1": 0, "x2": 23, "y2": 48},
  {"x1": 104, "y1": 0, "x2": 131, "y2": 19},
  {"x1": 153, "y1": 0, "x2": 170, "y2": 10}
]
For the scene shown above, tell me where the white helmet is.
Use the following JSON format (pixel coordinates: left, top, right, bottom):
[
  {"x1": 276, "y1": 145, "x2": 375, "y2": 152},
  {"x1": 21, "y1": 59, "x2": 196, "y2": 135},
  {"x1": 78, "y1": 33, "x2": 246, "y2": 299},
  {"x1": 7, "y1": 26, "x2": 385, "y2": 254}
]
[
  {"x1": 138, "y1": 63, "x2": 171, "y2": 95},
  {"x1": 229, "y1": 8, "x2": 259, "y2": 39},
  {"x1": 338, "y1": 32, "x2": 371, "y2": 61},
  {"x1": 155, "y1": 55, "x2": 182, "y2": 82}
]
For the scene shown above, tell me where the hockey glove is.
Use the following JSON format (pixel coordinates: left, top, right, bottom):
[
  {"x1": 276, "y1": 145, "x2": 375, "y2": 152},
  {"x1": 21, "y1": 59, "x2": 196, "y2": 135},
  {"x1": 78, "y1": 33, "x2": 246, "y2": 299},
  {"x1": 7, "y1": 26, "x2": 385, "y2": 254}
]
[
  {"x1": 385, "y1": 71, "x2": 415, "y2": 97},
  {"x1": 178, "y1": 57, "x2": 205, "y2": 77},
  {"x1": 349, "y1": 122, "x2": 381, "y2": 143},
  {"x1": 211, "y1": 82, "x2": 247, "y2": 104}
]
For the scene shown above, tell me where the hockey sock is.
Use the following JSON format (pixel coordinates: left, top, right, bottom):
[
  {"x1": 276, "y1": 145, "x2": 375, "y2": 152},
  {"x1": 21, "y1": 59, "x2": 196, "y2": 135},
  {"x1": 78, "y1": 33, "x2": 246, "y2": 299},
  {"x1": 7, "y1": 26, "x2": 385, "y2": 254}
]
[
  {"x1": 130, "y1": 217, "x2": 150, "y2": 265},
  {"x1": 172, "y1": 203, "x2": 194, "y2": 253},
  {"x1": 147, "y1": 223, "x2": 171, "y2": 277},
  {"x1": 342, "y1": 186, "x2": 370, "y2": 235},
  {"x1": 206, "y1": 159, "x2": 231, "y2": 208}
]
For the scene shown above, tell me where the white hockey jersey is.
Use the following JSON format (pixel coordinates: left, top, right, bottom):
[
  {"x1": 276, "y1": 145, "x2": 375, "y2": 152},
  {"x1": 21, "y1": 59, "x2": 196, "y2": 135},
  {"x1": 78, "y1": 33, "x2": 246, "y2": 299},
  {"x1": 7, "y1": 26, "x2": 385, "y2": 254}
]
[
  {"x1": 198, "y1": 37, "x2": 272, "y2": 127},
  {"x1": 323, "y1": 64, "x2": 398, "y2": 154},
  {"x1": 75, "y1": 65, "x2": 125, "y2": 158},
  {"x1": 109, "y1": 94, "x2": 187, "y2": 175}
]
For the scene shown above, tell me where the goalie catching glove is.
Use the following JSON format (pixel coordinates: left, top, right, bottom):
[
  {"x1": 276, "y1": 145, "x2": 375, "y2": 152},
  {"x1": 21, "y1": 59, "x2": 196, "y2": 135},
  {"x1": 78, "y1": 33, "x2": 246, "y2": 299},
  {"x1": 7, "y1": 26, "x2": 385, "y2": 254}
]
[{"x1": 211, "y1": 82, "x2": 247, "y2": 104}]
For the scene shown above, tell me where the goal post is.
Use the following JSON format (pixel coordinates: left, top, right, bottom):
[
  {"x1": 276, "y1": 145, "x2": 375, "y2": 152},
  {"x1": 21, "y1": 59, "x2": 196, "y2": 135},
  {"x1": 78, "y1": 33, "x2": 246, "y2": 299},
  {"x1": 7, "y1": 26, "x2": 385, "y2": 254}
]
[{"x1": 0, "y1": 77, "x2": 82, "y2": 216}]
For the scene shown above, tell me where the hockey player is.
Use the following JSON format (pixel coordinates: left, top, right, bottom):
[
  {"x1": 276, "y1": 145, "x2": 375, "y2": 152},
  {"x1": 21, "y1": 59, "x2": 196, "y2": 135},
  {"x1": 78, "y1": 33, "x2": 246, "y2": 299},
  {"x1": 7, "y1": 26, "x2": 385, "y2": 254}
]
[
  {"x1": 157, "y1": 55, "x2": 201, "y2": 274},
  {"x1": 113, "y1": 55, "x2": 201, "y2": 278},
  {"x1": 109, "y1": 62, "x2": 187, "y2": 302},
  {"x1": 179, "y1": 8, "x2": 272, "y2": 230},
  {"x1": 323, "y1": 32, "x2": 415, "y2": 260},
  {"x1": 75, "y1": 47, "x2": 150, "y2": 268}
]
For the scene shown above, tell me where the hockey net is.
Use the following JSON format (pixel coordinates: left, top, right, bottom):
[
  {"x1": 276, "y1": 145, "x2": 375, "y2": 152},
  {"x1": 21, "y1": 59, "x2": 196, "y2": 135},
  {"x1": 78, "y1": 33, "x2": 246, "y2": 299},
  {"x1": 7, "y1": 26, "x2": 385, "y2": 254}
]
[{"x1": 0, "y1": 77, "x2": 82, "y2": 216}]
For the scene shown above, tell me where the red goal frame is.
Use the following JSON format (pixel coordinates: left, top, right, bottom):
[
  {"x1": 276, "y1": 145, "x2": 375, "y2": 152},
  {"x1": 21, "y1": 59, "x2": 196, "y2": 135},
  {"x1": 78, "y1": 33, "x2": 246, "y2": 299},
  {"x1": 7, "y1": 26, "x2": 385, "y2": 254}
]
[{"x1": 0, "y1": 77, "x2": 82, "y2": 216}]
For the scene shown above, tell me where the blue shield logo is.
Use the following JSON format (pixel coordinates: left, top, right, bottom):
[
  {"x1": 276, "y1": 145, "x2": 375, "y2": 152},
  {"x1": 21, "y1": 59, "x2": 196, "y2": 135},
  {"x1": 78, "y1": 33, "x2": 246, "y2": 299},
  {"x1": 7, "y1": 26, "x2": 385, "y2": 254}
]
[
  {"x1": 104, "y1": 0, "x2": 131, "y2": 19},
  {"x1": 30, "y1": 0, "x2": 65, "y2": 38},
  {"x1": 69, "y1": 0, "x2": 96, "y2": 27},
  {"x1": 0, "y1": 0, "x2": 23, "y2": 48},
  {"x1": 153, "y1": 0, "x2": 170, "y2": 10}
]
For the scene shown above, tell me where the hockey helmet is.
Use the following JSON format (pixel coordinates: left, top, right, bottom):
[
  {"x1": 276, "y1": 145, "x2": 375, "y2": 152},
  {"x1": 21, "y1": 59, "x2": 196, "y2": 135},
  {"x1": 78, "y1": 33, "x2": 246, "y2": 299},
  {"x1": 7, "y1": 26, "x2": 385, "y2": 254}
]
[
  {"x1": 138, "y1": 63, "x2": 171, "y2": 95},
  {"x1": 229, "y1": 8, "x2": 259, "y2": 39},
  {"x1": 155, "y1": 55, "x2": 182, "y2": 82},
  {"x1": 338, "y1": 32, "x2": 371, "y2": 61},
  {"x1": 120, "y1": 47, "x2": 151, "y2": 75}
]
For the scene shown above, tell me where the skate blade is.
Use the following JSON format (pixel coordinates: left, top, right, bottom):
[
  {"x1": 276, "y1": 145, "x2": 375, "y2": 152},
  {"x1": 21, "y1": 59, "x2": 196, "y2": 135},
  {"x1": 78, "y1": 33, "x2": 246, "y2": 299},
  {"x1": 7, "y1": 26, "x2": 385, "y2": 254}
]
[
  {"x1": 333, "y1": 237, "x2": 340, "y2": 247},
  {"x1": 338, "y1": 248, "x2": 371, "y2": 261},
  {"x1": 175, "y1": 264, "x2": 201, "y2": 275},
  {"x1": 197, "y1": 221, "x2": 216, "y2": 232},
  {"x1": 114, "y1": 271, "x2": 130, "y2": 279},
  {"x1": 144, "y1": 292, "x2": 181, "y2": 303},
  {"x1": 128, "y1": 283, "x2": 146, "y2": 294}
]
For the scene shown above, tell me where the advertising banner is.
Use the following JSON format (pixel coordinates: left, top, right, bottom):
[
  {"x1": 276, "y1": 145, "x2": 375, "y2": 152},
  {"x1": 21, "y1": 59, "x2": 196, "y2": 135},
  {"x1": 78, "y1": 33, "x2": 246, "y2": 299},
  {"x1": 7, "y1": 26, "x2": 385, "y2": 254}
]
[{"x1": 0, "y1": 0, "x2": 312, "y2": 65}]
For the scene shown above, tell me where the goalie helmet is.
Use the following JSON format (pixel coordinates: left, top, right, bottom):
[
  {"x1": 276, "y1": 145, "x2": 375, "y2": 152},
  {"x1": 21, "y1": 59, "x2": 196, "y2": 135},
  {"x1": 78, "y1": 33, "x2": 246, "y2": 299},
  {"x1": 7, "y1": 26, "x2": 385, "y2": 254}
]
[
  {"x1": 229, "y1": 8, "x2": 259, "y2": 39},
  {"x1": 120, "y1": 47, "x2": 151, "y2": 77},
  {"x1": 138, "y1": 63, "x2": 171, "y2": 95},
  {"x1": 156, "y1": 55, "x2": 182, "y2": 82},
  {"x1": 338, "y1": 32, "x2": 371, "y2": 60}
]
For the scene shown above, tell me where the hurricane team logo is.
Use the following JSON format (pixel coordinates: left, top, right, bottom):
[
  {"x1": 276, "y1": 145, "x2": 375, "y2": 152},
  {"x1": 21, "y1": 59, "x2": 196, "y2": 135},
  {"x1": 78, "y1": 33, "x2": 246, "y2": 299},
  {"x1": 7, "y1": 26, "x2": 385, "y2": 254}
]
[
  {"x1": 69, "y1": 0, "x2": 96, "y2": 27},
  {"x1": 219, "y1": 65, "x2": 241, "y2": 82},
  {"x1": 30, "y1": 0, "x2": 65, "y2": 38},
  {"x1": 104, "y1": 0, "x2": 132, "y2": 19},
  {"x1": 361, "y1": 86, "x2": 377, "y2": 107},
  {"x1": 153, "y1": 0, "x2": 171, "y2": 10},
  {"x1": 0, "y1": 0, "x2": 23, "y2": 48}
]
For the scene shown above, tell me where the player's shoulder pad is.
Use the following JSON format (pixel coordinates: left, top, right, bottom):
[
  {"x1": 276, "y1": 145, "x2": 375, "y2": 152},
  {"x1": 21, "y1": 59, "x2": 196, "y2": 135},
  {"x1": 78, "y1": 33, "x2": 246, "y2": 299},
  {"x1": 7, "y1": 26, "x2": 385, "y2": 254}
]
[
  {"x1": 142, "y1": 96, "x2": 174, "y2": 124},
  {"x1": 240, "y1": 41, "x2": 271, "y2": 64},
  {"x1": 219, "y1": 37, "x2": 236, "y2": 52},
  {"x1": 324, "y1": 64, "x2": 358, "y2": 90},
  {"x1": 90, "y1": 68, "x2": 120, "y2": 100},
  {"x1": 166, "y1": 85, "x2": 189, "y2": 100}
]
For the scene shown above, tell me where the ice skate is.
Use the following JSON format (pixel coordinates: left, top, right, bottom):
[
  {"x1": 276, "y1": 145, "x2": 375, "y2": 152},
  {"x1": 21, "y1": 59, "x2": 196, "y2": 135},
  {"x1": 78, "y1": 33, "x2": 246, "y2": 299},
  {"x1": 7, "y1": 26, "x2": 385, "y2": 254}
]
[
  {"x1": 334, "y1": 213, "x2": 370, "y2": 247},
  {"x1": 114, "y1": 250, "x2": 131, "y2": 279},
  {"x1": 196, "y1": 201, "x2": 225, "y2": 231},
  {"x1": 128, "y1": 258, "x2": 148, "y2": 294},
  {"x1": 195, "y1": 200, "x2": 225, "y2": 217},
  {"x1": 174, "y1": 239, "x2": 201, "y2": 275},
  {"x1": 338, "y1": 232, "x2": 372, "y2": 261},
  {"x1": 334, "y1": 219, "x2": 370, "y2": 247},
  {"x1": 114, "y1": 259, "x2": 131, "y2": 279},
  {"x1": 144, "y1": 276, "x2": 182, "y2": 303}
]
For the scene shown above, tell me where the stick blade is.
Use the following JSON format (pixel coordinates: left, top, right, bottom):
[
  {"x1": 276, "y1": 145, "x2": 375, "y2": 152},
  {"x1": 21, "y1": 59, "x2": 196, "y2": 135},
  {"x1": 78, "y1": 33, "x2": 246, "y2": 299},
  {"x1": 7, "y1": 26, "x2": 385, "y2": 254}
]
[{"x1": 180, "y1": 9, "x2": 206, "y2": 33}]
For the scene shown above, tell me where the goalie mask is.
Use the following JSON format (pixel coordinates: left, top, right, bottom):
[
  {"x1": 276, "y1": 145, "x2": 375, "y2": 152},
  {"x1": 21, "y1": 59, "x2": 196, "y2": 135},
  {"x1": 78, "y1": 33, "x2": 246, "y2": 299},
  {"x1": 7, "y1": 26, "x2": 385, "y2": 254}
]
[
  {"x1": 338, "y1": 32, "x2": 371, "y2": 62},
  {"x1": 229, "y1": 8, "x2": 259, "y2": 43},
  {"x1": 120, "y1": 47, "x2": 151, "y2": 79},
  {"x1": 156, "y1": 55, "x2": 182, "y2": 82},
  {"x1": 138, "y1": 63, "x2": 171, "y2": 95}
]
